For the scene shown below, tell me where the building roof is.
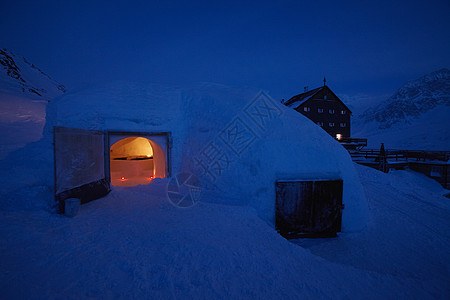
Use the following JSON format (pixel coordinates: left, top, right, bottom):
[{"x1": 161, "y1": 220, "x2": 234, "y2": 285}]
[
  {"x1": 283, "y1": 85, "x2": 352, "y2": 114},
  {"x1": 284, "y1": 86, "x2": 323, "y2": 108}
]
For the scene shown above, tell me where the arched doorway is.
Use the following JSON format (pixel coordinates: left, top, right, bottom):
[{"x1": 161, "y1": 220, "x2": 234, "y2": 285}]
[{"x1": 110, "y1": 136, "x2": 167, "y2": 187}]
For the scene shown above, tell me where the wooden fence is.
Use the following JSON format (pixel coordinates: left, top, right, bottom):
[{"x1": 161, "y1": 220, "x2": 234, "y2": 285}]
[
  {"x1": 350, "y1": 149, "x2": 450, "y2": 162},
  {"x1": 348, "y1": 148, "x2": 450, "y2": 189}
]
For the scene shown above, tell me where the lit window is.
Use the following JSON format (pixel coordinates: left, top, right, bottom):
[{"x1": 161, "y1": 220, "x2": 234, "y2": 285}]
[
  {"x1": 317, "y1": 122, "x2": 324, "y2": 127},
  {"x1": 329, "y1": 109, "x2": 335, "y2": 114},
  {"x1": 340, "y1": 123, "x2": 346, "y2": 127},
  {"x1": 341, "y1": 110, "x2": 346, "y2": 115},
  {"x1": 324, "y1": 95, "x2": 328, "y2": 100},
  {"x1": 304, "y1": 107, "x2": 310, "y2": 112},
  {"x1": 318, "y1": 108, "x2": 323, "y2": 113},
  {"x1": 329, "y1": 122, "x2": 335, "y2": 127},
  {"x1": 336, "y1": 134, "x2": 342, "y2": 140}
]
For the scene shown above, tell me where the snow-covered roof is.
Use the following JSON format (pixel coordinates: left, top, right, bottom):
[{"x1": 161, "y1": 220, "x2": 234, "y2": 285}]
[
  {"x1": 284, "y1": 85, "x2": 352, "y2": 114},
  {"x1": 284, "y1": 86, "x2": 323, "y2": 108}
]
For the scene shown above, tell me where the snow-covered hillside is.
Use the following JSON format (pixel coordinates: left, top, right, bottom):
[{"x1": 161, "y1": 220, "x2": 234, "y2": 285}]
[
  {"x1": 353, "y1": 69, "x2": 450, "y2": 150},
  {"x1": 0, "y1": 49, "x2": 66, "y2": 159},
  {"x1": 0, "y1": 49, "x2": 66, "y2": 98}
]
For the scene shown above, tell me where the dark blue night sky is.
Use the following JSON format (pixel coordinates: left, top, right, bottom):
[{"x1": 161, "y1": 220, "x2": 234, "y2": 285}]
[{"x1": 1, "y1": 0, "x2": 449, "y2": 100}]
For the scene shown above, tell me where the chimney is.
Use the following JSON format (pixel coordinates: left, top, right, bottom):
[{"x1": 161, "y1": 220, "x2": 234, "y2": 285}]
[{"x1": 304, "y1": 86, "x2": 309, "y2": 92}]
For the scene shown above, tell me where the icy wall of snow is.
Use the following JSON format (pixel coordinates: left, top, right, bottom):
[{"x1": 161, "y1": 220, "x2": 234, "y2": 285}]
[{"x1": 1, "y1": 82, "x2": 368, "y2": 231}]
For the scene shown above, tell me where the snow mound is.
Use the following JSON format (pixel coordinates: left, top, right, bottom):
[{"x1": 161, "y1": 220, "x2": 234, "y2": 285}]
[{"x1": 1, "y1": 82, "x2": 368, "y2": 231}]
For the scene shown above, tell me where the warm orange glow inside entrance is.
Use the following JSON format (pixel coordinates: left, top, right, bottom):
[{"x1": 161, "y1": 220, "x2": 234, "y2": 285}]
[{"x1": 110, "y1": 137, "x2": 165, "y2": 187}]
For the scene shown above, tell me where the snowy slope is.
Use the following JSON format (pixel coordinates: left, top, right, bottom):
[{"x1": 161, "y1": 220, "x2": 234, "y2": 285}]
[
  {"x1": 339, "y1": 93, "x2": 388, "y2": 119},
  {"x1": 0, "y1": 165, "x2": 448, "y2": 299},
  {"x1": 355, "y1": 105, "x2": 450, "y2": 150},
  {"x1": 353, "y1": 69, "x2": 450, "y2": 149},
  {"x1": 0, "y1": 49, "x2": 66, "y2": 98},
  {"x1": 0, "y1": 49, "x2": 66, "y2": 159}
]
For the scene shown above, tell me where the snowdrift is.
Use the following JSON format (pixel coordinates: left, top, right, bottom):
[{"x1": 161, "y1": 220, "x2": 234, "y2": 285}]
[{"x1": 0, "y1": 82, "x2": 368, "y2": 231}]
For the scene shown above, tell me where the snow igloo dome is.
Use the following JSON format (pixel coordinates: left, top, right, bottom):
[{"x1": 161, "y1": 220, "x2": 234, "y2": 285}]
[{"x1": 44, "y1": 81, "x2": 368, "y2": 232}]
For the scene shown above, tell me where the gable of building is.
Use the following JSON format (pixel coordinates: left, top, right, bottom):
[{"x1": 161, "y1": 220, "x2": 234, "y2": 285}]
[{"x1": 285, "y1": 86, "x2": 352, "y2": 114}]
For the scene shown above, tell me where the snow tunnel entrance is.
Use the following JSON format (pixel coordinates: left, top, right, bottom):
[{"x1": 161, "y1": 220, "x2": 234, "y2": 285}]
[
  {"x1": 53, "y1": 129, "x2": 171, "y2": 214},
  {"x1": 108, "y1": 132, "x2": 170, "y2": 187}
]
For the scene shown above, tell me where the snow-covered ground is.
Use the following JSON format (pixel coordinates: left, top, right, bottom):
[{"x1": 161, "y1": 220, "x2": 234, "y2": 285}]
[
  {"x1": 352, "y1": 105, "x2": 450, "y2": 150},
  {"x1": 1, "y1": 165, "x2": 449, "y2": 299}
]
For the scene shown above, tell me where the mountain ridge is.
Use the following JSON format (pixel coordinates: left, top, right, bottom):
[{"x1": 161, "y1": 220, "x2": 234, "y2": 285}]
[
  {"x1": 354, "y1": 68, "x2": 450, "y2": 150},
  {"x1": 361, "y1": 68, "x2": 450, "y2": 129},
  {"x1": 0, "y1": 48, "x2": 66, "y2": 99},
  {"x1": 0, "y1": 48, "x2": 67, "y2": 159}
]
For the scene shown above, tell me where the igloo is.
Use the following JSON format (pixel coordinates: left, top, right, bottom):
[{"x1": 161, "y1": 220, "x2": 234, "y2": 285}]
[{"x1": 44, "y1": 82, "x2": 368, "y2": 235}]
